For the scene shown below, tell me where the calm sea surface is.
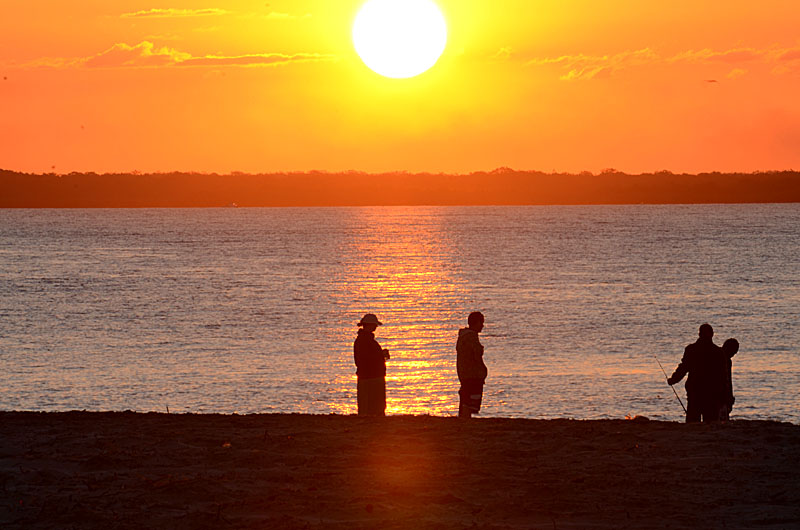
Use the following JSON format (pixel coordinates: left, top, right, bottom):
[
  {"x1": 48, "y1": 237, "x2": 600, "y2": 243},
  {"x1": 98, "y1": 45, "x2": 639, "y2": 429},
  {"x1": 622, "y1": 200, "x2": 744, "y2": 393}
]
[{"x1": 0, "y1": 205, "x2": 798, "y2": 422}]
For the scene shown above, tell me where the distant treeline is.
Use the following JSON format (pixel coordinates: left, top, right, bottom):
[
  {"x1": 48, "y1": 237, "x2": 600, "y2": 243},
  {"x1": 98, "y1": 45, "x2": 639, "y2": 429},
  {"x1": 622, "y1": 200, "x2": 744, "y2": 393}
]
[{"x1": 1, "y1": 168, "x2": 799, "y2": 207}]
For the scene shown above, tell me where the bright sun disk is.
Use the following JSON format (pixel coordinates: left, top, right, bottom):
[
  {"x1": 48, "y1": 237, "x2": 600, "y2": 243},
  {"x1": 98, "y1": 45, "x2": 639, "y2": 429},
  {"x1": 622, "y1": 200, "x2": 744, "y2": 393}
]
[{"x1": 353, "y1": 0, "x2": 447, "y2": 79}]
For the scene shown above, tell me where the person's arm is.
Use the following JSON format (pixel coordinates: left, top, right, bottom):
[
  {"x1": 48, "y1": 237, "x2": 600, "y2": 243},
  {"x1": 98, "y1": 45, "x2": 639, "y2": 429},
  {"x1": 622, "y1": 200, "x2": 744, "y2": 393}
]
[
  {"x1": 667, "y1": 347, "x2": 691, "y2": 385},
  {"x1": 372, "y1": 338, "x2": 388, "y2": 362},
  {"x1": 354, "y1": 341, "x2": 362, "y2": 369},
  {"x1": 474, "y1": 338, "x2": 487, "y2": 379},
  {"x1": 472, "y1": 340, "x2": 483, "y2": 363}
]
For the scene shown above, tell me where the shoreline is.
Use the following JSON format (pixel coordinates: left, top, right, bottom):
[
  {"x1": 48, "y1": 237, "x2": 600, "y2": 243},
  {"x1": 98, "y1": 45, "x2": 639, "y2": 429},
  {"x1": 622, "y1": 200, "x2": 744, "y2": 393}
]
[
  {"x1": 4, "y1": 407, "x2": 798, "y2": 425},
  {"x1": 2, "y1": 412, "x2": 798, "y2": 529}
]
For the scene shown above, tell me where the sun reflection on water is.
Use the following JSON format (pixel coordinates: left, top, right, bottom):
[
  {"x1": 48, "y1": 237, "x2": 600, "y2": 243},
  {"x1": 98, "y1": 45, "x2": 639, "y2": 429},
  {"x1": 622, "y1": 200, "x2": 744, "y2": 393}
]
[{"x1": 328, "y1": 207, "x2": 471, "y2": 416}]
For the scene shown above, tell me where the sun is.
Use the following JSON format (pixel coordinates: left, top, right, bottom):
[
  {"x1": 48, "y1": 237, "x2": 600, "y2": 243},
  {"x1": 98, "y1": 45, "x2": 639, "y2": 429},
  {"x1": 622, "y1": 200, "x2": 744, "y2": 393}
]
[{"x1": 353, "y1": 0, "x2": 447, "y2": 79}]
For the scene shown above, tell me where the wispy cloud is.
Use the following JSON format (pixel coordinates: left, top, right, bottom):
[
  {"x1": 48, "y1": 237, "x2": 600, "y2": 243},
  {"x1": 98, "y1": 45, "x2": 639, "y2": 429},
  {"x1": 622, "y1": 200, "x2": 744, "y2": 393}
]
[
  {"x1": 527, "y1": 48, "x2": 657, "y2": 80},
  {"x1": 727, "y1": 68, "x2": 748, "y2": 79},
  {"x1": 187, "y1": 11, "x2": 310, "y2": 33},
  {"x1": 121, "y1": 8, "x2": 230, "y2": 18},
  {"x1": 777, "y1": 48, "x2": 800, "y2": 62},
  {"x1": 119, "y1": 7, "x2": 310, "y2": 20},
  {"x1": 668, "y1": 47, "x2": 766, "y2": 63},
  {"x1": 85, "y1": 42, "x2": 190, "y2": 67},
  {"x1": 261, "y1": 12, "x2": 312, "y2": 20},
  {"x1": 24, "y1": 41, "x2": 335, "y2": 69},
  {"x1": 525, "y1": 45, "x2": 800, "y2": 80},
  {"x1": 491, "y1": 47, "x2": 514, "y2": 60},
  {"x1": 181, "y1": 53, "x2": 335, "y2": 67}
]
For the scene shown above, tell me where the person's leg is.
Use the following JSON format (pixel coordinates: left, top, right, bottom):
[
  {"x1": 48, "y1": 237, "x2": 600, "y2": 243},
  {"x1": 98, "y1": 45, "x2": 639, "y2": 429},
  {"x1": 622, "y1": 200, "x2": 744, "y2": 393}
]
[
  {"x1": 458, "y1": 382, "x2": 473, "y2": 418},
  {"x1": 459, "y1": 379, "x2": 483, "y2": 418},
  {"x1": 376, "y1": 378, "x2": 386, "y2": 417},
  {"x1": 357, "y1": 379, "x2": 367, "y2": 416},
  {"x1": 362, "y1": 378, "x2": 385, "y2": 417},
  {"x1": 458, "y1": 384, "x2": 469, "y2": 418},
  {"x1": 468, "y1": 379, "x2": 484, "y2": 415},
  {"x1": 685, "y1": 396, "x2": 701, "y2": 423},
  {"x1": 701, "y1": 402, "x2": 721, "y2": 423}
]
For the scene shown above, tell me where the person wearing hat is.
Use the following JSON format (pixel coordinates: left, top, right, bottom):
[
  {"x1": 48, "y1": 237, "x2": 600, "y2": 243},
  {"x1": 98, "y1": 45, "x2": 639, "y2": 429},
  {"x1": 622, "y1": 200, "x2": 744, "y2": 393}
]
[
  {"x1": 354, "y1": 313, "x2": 390, "y2": 416},
  {"x1": 456, "y1": 311, "x2": 487, "y2": 419}
]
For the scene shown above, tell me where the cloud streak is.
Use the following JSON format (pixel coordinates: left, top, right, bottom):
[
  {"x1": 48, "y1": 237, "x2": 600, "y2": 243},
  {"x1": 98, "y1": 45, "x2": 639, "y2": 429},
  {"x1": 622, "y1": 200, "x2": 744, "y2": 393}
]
[
  {"x1": 260, "y1": 12, "x2": 312, "y2": 20},
  {"x1": 121, "y1": 8, "x2": 230, "y2": 18},
  {"x1": 85, "y1": 42, "x2": 190, "y2": 67},
  {"x1": 525, "y1": 45, "x2": 800, "y2": 80},
  {"x1": 527, "y1": 48, "x2": 657, "y2": 80},
  {"x1": 119, "y1": 8, "x2": 310, "y2": 20},
  {"x1": 23, "y1": 41, "x2": 335, "y2": 69},
  {"x1": 669, "y1": 47, "x2": 767, "y2": 64},
  {"x1": 180, "y1": 53, "x2": 334, "y2": 67}
]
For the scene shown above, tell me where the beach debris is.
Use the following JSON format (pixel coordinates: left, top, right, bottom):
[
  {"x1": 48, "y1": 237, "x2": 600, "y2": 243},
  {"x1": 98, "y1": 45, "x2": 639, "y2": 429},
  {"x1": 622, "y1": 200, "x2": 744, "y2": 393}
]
[{"x1": 624, "y1": 415, "x2": 650, "y2": 422}]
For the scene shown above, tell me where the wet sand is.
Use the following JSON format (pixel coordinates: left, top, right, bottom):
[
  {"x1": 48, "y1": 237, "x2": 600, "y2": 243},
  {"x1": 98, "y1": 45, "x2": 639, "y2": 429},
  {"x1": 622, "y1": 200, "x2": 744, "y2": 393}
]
[{"x1": 1, "y1": 412, "x2": 798, "y2": 529}]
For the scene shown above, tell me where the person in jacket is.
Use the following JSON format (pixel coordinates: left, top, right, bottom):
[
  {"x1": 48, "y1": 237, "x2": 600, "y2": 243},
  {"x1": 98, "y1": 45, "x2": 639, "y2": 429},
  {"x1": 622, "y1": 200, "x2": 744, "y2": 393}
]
[
  {"x1": 456, "y1": 311, "x2": 487, "y2": 419},
  {"x1": 720, "y1": 338, "x2": 740, "y2": 421},
  {"x1": 667, "y1": 323, "x2": 727, "y2": 423},
  {"x1": 354, "y1": 313, "x2": 390, "y2": 416}
]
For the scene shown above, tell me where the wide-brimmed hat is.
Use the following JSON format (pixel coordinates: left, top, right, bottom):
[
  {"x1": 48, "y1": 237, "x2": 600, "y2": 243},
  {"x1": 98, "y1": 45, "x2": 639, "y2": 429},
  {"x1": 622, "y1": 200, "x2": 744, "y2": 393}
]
[{"x1": 358, "y1": 313, "x2": 383, "y2": 326}]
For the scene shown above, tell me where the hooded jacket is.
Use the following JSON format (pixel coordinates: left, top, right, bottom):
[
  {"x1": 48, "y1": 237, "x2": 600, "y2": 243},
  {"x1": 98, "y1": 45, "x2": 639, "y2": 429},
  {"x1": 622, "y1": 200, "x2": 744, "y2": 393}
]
[
  {"x1": 669, "y1": 337, "x2": 726, "y2": 402},
  {"x1": 456, "y1": 328, "x2": 487, "y2": 381}
]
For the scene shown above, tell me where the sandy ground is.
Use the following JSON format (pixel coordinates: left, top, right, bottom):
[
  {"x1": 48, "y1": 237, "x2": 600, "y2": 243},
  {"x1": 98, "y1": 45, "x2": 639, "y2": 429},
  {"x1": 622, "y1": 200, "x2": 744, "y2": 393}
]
[{"x1": 1, "y1": 412, "x2": 798, "y2": 529}]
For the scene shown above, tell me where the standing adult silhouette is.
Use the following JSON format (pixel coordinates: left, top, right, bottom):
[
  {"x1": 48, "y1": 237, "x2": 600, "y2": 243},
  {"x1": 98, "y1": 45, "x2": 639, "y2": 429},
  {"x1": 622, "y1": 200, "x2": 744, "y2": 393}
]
[
  {"x1": 456, "y1": 311, "x2": 487, "y2": 419},
  {"x1": 354, "y1": 313, "x2": 390, "y2": 416},
  {"x1": 667, "y1": 323, "x2": 727, "y2": 423}
]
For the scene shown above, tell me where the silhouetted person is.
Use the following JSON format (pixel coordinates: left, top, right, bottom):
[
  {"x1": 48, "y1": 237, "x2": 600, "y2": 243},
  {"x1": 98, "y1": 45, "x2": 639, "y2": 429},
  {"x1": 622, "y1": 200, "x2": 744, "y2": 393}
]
[
  {"x1": 667, "y1": 323, "x2": 727, "y2": 423},
  {"x1": 457, "y1": 312, "x2": 487, "y2": 419},
  {"x1": 354, "y1": 313, "x2": 390, "y2": 416},
  {"x1": 720, "y1": 338, "x2": 740, "y2": 421}
]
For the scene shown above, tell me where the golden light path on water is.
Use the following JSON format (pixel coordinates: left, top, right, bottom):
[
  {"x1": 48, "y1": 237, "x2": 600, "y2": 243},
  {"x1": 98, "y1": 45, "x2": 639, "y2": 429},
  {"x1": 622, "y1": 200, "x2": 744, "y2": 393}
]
[{"x1": 326, "y1": 207, "x2": 470, "y2": 416}]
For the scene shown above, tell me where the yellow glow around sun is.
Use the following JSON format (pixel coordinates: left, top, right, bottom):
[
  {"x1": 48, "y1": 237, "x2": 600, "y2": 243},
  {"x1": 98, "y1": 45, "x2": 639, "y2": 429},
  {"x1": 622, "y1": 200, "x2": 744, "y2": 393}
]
[{"x1": 353, "y1": 0, "x2": 447, "y2": 79}]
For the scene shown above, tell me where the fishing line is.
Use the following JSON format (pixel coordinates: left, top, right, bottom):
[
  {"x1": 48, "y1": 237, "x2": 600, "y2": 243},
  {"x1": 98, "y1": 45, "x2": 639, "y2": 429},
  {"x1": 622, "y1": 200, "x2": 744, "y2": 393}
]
[{"x1": 654, "y1": 354, "x2": 687, "y2": 414}]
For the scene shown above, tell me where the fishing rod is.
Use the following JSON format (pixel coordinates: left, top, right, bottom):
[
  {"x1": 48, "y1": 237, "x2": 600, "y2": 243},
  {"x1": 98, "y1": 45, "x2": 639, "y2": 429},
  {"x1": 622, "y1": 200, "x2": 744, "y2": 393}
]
[{"x1": 654, "y1": 354, "x2": 687, "y2": 414}]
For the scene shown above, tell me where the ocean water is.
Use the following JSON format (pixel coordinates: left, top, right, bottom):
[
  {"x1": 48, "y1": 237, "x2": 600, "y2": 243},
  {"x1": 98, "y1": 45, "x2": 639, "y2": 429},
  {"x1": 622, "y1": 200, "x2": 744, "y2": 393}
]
[{"x1": 0, "y1": 205, "x2": 798, "y2": 423}]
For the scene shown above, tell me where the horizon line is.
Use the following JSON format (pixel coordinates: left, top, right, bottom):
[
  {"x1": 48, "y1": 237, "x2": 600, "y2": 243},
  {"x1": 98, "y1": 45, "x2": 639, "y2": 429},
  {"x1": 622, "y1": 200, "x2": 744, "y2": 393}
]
[{"x1": 3, "y1": 168, "x2": 799, "y2": 177}]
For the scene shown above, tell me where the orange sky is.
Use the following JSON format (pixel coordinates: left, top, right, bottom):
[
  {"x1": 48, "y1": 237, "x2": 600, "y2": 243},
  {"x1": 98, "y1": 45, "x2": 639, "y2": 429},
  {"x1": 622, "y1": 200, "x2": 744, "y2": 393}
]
[{"x1": 1, "y1": 1, "x2": 799, "y2": 174}]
